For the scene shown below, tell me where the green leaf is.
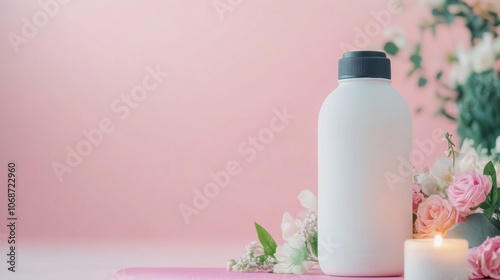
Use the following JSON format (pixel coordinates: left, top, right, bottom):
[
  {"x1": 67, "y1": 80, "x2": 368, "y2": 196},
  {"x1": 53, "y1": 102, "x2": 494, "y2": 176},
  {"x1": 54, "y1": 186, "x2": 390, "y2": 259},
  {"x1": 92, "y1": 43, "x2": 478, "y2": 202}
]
[
  {"x1": 418, "y1": 77, "x2": 428, "y2": 87},
  {"x1": 254, "y1": 222, "x2": 277, "y2": 257},
  {"x1": 436, "y1": 107, "x2": 457, "y2": 121},
  {"x1": 431, "y1": 8, "x2": 442, "y2": 17},
  {"x1": 384, "y1": 41, "x2": 399, "y2": 56},
  {"x1": 484, "y1": 161, "x2": 498, "y2": 188},
  {"x1": 410, "y1": 54, "x2": 422, "y2": 69},
  {"x1": 484, "y1": 208, "x2": 495, "y2": 220},
  {"x1": 436, "y1": 71, "x2": 443, "y2": 80},
  {"x1": 445, "y1": 213, "x2": 500, "y2": 248},
  {"x1": 310, "y1": 233, "x2": 318, "y2": 258},
  {"x1": 484, "y1": 161, "x2": 499, "y2": 207},
  {"x1": 479, "y1": 201, "x2": 491, "y2": 210}
]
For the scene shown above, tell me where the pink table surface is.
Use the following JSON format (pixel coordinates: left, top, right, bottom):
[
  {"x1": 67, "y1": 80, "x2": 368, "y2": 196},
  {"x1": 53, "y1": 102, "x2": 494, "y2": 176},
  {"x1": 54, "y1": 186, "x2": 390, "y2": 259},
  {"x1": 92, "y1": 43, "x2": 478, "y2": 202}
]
[{"x1": 112, "y1": 268, "x2": 404, "y2": 280}]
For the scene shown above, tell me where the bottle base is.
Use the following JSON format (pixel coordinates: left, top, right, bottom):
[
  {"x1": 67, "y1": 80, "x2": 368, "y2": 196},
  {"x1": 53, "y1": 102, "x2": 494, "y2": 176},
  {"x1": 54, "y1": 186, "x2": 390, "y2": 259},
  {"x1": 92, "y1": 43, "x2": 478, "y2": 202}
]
[{"x1": 319, "y1": 255, "x2": 404, "y2": 277}]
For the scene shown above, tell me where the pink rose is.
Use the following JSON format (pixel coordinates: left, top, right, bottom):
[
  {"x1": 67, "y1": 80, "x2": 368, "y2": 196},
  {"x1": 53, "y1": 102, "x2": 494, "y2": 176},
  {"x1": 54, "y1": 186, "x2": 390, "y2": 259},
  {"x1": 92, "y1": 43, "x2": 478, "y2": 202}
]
[
  {"x1": 447, "y1": 171, "x2": 492, "y2": 213},
  {"x1": 412, "y1": 184, "x2": 424, "y2": 213},
  {"x1": 415, "y1": 195, "x2": 458, "y2": 238},
  {"x1": 469, "y1": 236, "x2": 500, "y2": 278},
  {"x1": 468, "y1": 247, "x2": 484, "y2": 279}
]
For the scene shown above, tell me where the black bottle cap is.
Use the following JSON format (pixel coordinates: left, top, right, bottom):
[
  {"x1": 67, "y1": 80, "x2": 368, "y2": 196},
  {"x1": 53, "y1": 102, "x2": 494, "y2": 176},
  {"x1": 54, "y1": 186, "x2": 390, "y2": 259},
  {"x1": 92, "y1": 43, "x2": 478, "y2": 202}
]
[{"x1": 338, "y1": 51, "x2": 391, "y2": 80}]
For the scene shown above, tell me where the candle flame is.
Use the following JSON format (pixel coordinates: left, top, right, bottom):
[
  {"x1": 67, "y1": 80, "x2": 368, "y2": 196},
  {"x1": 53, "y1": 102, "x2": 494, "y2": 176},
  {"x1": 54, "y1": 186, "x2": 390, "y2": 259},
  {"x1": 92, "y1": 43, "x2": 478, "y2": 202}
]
[{"x1": 434, "y1": 234, "x2": 443, "y2": 247}]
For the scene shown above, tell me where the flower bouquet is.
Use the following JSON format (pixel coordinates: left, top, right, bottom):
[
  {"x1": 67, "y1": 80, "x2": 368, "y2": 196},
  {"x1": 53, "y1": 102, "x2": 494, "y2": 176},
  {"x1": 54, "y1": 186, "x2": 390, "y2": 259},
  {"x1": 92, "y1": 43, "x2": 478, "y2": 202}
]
[
  {"x1": 227, "y1": 190, "x2": 319, "y2": 274},
  {"x1": 227, "y1": 134, "x2": 500, "y2": 278},
  {"x1": 413, "y1": 133, "x2": 500, "y2": 278}
]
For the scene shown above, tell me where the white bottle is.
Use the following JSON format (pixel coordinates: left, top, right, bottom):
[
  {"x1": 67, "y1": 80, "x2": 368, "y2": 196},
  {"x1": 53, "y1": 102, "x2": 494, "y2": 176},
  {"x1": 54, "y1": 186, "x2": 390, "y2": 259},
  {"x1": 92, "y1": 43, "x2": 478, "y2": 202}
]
[{"x1": 318, "y1": 51, "x2": 412, "y2": 276}]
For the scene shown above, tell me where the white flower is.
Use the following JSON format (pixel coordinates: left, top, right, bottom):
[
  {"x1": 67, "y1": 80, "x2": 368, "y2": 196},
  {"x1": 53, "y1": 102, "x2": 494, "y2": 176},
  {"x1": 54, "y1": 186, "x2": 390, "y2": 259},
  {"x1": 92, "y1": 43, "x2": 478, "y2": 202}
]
[
  {"x1": 493, "y1": 37, "x2": 500, "y2": 55},
  {"x1": 458, "y1": 139, "x2": 500, "y2": 175},
  {"x1": 226, "y1": 241, "x2": 276, "y2": 272},
  {"x1": 419, "y1": 0, "x2": 445, "y2": 8},
  {"x1": 383, "y1": 26, "x2": 408, "y2": 49},
  {"x1": 471, "y1": 32, "x2": 495, "y2": 73},
  {"x1": 281, "y1": 212, "x2": 301, "y2": 241},
  {"x1": 456, "y1": 152, "x2": 480, "y2": 174},
  {"x1": 281, "y1": 190, "x2": 318, "y2": 242},
  {"x1": 226, "y1": 259, "x2": 236, "y2": 271},
  {"x1": 455, "y1": 139, "x2": 480, "y2": 174},
  {"x1": 496, "y1": 135, "x2": 500, "y2": 154},
  {"x1": 297, "y1": 190, "x2": 318, "y2": 213},
  {"x1": 429, "y1": 157, "x2": 453, "y2": 186},
  {"x1": 273, "y1": 235, "x2": 314, "y2": 274},
  {"x1": 414, "y1": 172, "x2": 427, "y2": 185},
  {"x1": 449, "y1": 44, "x2": 471, "y2": 87},
  {"x1": 420, "y1": 173, "x2": 441, "y2": 196},
  {"x1": 299, "y1": 210, "x2": 318, "y2": 242}
]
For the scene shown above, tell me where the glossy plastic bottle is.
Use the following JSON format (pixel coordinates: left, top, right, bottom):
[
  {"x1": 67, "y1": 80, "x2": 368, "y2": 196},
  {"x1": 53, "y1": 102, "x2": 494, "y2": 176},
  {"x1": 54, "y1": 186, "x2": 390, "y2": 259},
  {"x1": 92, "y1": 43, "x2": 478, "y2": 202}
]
[{"x1": 318, "y1": 51, "x2": 412, "y2": 276}]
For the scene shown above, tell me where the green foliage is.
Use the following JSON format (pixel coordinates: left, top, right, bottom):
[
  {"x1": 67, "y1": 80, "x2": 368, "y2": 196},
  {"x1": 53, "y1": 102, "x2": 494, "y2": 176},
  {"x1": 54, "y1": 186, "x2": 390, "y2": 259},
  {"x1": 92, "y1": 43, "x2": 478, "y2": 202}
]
[
  {"x1": 457, "y1": 71, "x2": 500, "y2": 154},
  {"x1": 444, "y1": 132, "x2": 457, "y2": 167},
  {"x1": 432, "y1": 7, "x2": 455, "y2": 24},
  {"x1": 436, "y1": 71, "x2": 443, "y2": 80},
  {"x1": 418, "y1": 77, "x2": 428, "y2": 87},
  {"x1": 254, "y1": 222, "x2": 277, "y2": 257},
  {"x1": 480, "y1": 161, "x2": 500, "y2": 219},
  {"x1": 409, "y1": 44, "x2": 422, "y2": 70},
  {"x1": 406, "y1": 44, "x2": 424, "y2": 86},
  {"x1": 384, "y1": 41, "x2": 399, "y2": 56},
  {"x1": 309, "y1": 233, "x2": 318, "y2": 258},
  {"x1": 386, "y1": 0, "x2": 500, "y2": 155}
]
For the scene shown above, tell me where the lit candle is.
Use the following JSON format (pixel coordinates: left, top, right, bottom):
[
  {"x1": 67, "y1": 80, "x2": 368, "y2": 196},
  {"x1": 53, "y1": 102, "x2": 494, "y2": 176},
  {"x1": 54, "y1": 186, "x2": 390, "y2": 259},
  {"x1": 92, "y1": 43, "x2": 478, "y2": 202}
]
[{"x1": 404, "y1": 235, "x2": 469, "y2": 280}]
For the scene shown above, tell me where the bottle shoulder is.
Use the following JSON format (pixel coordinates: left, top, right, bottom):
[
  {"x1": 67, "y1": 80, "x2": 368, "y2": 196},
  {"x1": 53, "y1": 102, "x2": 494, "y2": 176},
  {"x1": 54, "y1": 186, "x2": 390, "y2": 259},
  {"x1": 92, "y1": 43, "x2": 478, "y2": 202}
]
[{"x1": 319, "y1": 82, "x2": 411, "y2": 120}]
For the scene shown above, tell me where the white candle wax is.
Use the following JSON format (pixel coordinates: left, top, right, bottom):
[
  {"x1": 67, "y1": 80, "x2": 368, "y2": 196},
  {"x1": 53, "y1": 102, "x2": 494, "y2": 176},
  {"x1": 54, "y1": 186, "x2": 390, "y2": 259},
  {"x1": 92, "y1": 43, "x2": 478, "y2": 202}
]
[{"x1": 404, "y1": 236, "x2": 469, "y2": 280}]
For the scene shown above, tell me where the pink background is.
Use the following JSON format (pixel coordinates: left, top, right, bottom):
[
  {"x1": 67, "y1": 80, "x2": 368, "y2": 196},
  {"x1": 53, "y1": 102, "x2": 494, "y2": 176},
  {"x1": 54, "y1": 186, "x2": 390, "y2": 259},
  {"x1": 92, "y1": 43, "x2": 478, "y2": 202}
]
[{"x1": 0, "y1": 0, "x2": 465, "y2": 278}]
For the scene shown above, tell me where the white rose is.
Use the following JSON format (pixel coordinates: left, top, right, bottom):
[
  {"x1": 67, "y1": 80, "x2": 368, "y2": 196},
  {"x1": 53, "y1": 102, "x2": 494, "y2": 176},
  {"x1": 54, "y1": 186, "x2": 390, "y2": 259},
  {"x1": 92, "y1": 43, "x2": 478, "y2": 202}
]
[
  {"x1": 471, "y1": 33, "x2": 495, "y2": 73},
  {"x1": 297, "y1": 190, "x2": 318, "y2": 214}
]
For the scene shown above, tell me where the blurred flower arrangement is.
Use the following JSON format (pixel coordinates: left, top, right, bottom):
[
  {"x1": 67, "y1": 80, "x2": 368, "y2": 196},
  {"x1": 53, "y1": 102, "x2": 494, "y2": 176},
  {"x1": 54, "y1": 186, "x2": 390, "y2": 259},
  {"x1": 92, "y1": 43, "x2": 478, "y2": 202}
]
[
  {"x1": 413, "y1": 133, "x2": 500, "y2": 278},
  {"x1": 383, "y1": 0, "x2": 500, "y2": 156},
  {"x1": 228, "y1": 133, "x2": 500, "y2": 277},
  {"x1": 226, "y1": 190, "x2": 318, "y2": 274}
]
